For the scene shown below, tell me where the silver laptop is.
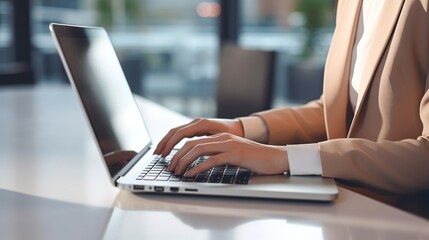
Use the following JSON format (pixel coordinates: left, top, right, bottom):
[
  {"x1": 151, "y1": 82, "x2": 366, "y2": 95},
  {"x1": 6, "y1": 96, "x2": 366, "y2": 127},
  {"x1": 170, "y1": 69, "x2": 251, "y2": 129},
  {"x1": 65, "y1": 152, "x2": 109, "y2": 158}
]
[{"x1": 50, "y1": 23, "x2": 338, "y2": 201}]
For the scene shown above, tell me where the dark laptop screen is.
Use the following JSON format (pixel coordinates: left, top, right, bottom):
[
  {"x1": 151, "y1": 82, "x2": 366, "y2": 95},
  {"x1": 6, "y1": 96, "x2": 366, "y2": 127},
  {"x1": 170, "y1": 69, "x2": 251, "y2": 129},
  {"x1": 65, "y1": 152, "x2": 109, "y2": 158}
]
[{"x1": 51, "y1": 24, "x2": 151, "y2": 179}]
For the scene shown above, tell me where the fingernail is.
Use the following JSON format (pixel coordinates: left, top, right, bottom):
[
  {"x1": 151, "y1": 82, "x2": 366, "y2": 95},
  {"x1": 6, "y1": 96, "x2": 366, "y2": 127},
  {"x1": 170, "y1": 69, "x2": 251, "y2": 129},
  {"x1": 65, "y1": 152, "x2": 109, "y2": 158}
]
[{"x1": 184, "y1": 170, "x2": 193, "y2": 177}]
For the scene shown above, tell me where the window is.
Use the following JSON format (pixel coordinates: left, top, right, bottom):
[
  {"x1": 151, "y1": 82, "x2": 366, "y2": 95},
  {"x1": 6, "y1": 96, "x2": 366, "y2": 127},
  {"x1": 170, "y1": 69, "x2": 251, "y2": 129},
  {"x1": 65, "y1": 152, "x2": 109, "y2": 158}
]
[
  {"x1": 240, "y1": 0, "x2": 335, "y2": 104},
  {"x1": 26, "y1": 0, "x2": 335, "y2": 117},
  {"x1": 32, "y1": 0, "x2": 220, "y2": 117}
]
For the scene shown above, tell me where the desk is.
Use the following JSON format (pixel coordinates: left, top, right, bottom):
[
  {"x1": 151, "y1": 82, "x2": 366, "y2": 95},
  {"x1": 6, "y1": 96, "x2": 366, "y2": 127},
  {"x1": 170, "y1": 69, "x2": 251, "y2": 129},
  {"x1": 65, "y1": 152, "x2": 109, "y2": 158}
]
[{"x1": 1, "y1": 85, "x2": 428, "y2": 240}]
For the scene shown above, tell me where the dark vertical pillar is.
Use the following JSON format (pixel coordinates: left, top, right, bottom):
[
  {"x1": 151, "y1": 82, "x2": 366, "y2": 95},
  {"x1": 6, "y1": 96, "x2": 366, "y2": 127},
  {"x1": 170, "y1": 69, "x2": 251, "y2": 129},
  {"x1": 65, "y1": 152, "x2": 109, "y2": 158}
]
[
  {"x1": 11, "y1": 0, "x2": 34, "y2": 84},
  {"x1": 219, "y1": 0, "x2": 240, "y2": 45}
]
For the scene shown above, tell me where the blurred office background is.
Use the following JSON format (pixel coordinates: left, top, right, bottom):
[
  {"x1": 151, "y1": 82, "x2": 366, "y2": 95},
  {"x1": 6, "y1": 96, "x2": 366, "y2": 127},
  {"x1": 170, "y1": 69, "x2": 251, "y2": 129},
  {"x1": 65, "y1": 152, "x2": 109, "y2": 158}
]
[{"x1": 0, "y1": 0, "x2": 334, "y2": 118}]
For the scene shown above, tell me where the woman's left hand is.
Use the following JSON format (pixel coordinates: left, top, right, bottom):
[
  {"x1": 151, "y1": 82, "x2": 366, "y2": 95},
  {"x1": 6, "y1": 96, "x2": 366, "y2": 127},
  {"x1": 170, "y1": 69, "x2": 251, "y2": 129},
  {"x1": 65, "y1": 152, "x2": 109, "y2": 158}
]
[{"x1": 167, "y1": 133, "x2": 289, "y2": 177}]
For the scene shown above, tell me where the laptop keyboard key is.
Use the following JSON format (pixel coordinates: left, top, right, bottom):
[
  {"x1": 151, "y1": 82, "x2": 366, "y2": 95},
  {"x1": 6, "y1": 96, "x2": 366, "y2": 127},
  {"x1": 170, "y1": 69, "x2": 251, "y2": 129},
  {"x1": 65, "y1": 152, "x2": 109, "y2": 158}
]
[
  {"x1": 235, "y1": 170, "x2": 250, "y2": 184},
  {"x1": 156, "y1": 176, "x2": 170, "y2": 181},
  {"x1": 181, "y1": 176, "x2": 195, "y2": 182},
  {"x1": 221, "y1": 175, "x2": 235, "y2": 184},
  {"x1": 143, "y1": 175, "x2": 157, "y2": 181},
  {"x1": 168, "y1": 176, "x2": 182, "y2": 182},
  {"x1": 195, "y1": 175, "x2": 209, "y2": 182},
  {"x1": 208, "y1": 174, "x2": 222, "y2": 183}
]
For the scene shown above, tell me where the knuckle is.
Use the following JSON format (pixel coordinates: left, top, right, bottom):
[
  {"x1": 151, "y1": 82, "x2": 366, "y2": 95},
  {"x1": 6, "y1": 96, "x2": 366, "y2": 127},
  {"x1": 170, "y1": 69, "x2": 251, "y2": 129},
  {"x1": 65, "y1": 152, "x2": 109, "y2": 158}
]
[
  {"x1": 192, "y1": 143, "x2": 205, "y2": 152},
  {"x1": 214, "y1": 132, "x2": 232, "y2": 140},
  {"x1": 225, "y1": 139, "x2": 237, "y2": 145},
  {"x1": 176, "y1": 161, "x2": 185, "y2": 170},
  {"x1": 175, "y1": 126, "x2": 185, "y2": 135},
  {"x1": 167, "y1": 128, "x2": 177, "y2": 135},
  {"x1": 220, "y1": 132, "x2": 231, "y2": 138},
  {"x1": 226, "y1": 133, "x2": 237, "y2": 139},
  {"x1": 212, "y1": 133, "x2": 225, "y2": 138},
  {"x1": 183, "y1": 139, "x2": 196, "y2": 149},
  {"x1": 208, "y1": 155, "x2": 220, "y2": 166},
  {"x1": 191, "y1": 118, "x2": 202, "y2": 124},
  {"x1": 168, "y1": 131, "x2": 180, "y2": 141},
  {"x1": 176, "y1": 160, "x2": 190, "y2": 172},
  {"x1": 198, "y1": 118, "x2": 209, "y2": 128}
]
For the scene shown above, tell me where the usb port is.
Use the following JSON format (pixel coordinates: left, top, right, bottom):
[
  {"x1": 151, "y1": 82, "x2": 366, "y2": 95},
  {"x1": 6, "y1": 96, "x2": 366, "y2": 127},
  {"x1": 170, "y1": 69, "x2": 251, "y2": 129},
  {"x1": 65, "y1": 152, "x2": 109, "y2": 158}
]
[
  {"x1": 170, "y1": 187, "x2": 179, "y2": 192},
  {"x1": 154, "y1": 186, "x2": 164, "y2": 192}
]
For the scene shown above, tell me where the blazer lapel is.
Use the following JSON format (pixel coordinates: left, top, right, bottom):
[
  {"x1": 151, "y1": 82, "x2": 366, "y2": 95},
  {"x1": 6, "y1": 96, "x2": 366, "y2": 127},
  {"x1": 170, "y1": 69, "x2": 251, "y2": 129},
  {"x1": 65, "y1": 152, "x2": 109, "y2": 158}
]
[
  {"x1": 324, "y1": 0, "x2": 362, "y2": 139},
  {"x1": 351, "y1": 0, "x2": 405, "y2": 132}
]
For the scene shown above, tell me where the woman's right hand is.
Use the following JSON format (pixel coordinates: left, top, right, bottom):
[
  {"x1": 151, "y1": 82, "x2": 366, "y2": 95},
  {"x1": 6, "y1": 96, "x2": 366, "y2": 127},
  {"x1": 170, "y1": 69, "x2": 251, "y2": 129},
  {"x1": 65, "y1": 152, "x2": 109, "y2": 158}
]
[{"x1": 154, "y1": 118, "x2": 244, "y2": 157}]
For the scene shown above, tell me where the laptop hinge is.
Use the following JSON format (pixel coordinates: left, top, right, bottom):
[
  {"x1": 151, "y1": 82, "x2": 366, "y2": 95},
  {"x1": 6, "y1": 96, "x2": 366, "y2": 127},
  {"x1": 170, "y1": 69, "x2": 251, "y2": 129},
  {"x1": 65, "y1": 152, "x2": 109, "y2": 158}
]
[{"x1": 112, "y1": 144, "x2": 152, "y2": 184}]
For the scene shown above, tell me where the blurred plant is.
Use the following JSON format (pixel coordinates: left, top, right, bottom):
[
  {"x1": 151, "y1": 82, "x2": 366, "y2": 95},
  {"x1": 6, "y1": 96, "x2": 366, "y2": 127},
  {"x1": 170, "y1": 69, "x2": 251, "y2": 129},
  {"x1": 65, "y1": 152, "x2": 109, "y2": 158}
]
[
  {"x1": 96, "y1": 0, "x2": 139, "y2": 28},
  {"x1": 295, "y1": 0, "x2": 332, "y2": 59}
]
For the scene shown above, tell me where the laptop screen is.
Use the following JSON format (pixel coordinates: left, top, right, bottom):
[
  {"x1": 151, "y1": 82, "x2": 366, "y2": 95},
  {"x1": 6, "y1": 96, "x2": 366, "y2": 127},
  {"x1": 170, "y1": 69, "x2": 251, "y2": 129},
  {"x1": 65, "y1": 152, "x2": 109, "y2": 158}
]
[{"x1": 51, "y1": 24, "x2": 151, "y2": 179}]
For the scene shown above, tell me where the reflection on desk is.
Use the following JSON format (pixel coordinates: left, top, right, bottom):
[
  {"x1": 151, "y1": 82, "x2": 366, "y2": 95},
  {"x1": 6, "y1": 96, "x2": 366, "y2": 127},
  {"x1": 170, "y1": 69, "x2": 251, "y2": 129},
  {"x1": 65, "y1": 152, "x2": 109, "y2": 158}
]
[
  {"x1": 0, "y1": 189, "x2": 111, "y2": 240},
  {"x1": 1, "y1": 85, "x2": 428, "y2": 240},
  {"x1": 104, "y1": 190, "x2": 429, "y2": 240}
]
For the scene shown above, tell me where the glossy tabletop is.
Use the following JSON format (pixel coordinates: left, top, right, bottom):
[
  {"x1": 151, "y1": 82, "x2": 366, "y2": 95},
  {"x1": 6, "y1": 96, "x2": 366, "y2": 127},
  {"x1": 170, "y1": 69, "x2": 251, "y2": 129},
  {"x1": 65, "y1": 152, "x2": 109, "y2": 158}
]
[{"x1": 1, "y1": 85, "x2": 428, "y2": 240}]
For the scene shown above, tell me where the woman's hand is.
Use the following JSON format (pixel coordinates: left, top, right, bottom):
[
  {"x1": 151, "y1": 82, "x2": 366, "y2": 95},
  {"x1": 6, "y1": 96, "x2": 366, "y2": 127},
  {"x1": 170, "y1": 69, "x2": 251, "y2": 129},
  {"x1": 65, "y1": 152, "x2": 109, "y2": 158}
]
[
  {"x1": 167, "y1": 133, "x2": 289, "y2": 177},
  {"x1": 154, "y1": 118, "x2": 244, "y2": 157}
]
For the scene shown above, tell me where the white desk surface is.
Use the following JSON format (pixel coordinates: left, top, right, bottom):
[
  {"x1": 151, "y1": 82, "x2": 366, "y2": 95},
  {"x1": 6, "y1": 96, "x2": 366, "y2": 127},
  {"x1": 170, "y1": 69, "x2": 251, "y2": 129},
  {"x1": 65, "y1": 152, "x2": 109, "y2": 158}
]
[{"x1": 0, "y1": 85, "x2": 428, "y2": 240}]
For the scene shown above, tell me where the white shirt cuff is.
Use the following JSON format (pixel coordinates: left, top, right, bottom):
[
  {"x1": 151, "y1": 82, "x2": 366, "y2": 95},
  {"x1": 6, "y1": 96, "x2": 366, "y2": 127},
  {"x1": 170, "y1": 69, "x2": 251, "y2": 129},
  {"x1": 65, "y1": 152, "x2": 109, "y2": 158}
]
[
  {"x1": 287, "y1": 143, "x2": 322, "y2": 175},
  {"x1": 238, "y1": 116, "x2": 269, "y2": 143}
]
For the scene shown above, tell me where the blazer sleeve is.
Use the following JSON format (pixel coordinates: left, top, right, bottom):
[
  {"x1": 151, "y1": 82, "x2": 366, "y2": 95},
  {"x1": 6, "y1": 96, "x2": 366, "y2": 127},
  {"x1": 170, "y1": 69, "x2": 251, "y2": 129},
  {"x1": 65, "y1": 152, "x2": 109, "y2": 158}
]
[
  {"x1": 254, "y1": 97, "x2": 327, "y2": 145},
  {"x1": 320, "y1": 72, "x2": 429, "y2": 194}
]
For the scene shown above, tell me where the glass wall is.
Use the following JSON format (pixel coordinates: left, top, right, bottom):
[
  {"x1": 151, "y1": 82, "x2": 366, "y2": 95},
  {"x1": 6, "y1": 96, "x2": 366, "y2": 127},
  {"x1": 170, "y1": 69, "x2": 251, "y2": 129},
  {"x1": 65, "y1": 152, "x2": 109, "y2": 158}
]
[
  {"x1": 32, "y1": 0, "x2": 220, "y2": 117},
  {"x1": 0, "y1": 0, "x2": 12, "y2": 63},
  {"x1": 240, "y1": 0, "x2": 335, "y2": 105},
  {"x1": 29, "y1": 0, "x2": 335, "y2": 117}
]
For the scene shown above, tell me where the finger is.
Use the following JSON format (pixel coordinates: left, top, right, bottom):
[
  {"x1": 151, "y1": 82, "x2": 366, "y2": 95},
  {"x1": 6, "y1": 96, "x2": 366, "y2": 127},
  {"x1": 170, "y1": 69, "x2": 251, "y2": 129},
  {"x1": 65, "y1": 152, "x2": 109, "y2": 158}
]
[
  {"x1": 174, "y1": 140, "x2": 234, "y2": 175},
  {"x1": 168, "y1": 137, "x2": 210, "y2": 172},
  {"x1": 154, "y1": 118, "x2": 206, "y2": 155},
  {"x1": 157, "y1": 119, "x2": 207, "y2": 157},
  {"x1": 161, "y1": 118, "x2": 227, "y2": 157},
  {"x1": 160, "y1": 122, "x2": 207, "y2": 157},
  {"x1": 154, "y1": 127, "x2": 180, "y2": 155},
  {"x1": 183, "y1": 153, "x2": 233, "y2": 177},
  {"x1": 168, "y1": 133, "x2": 233, "y2": 171}
]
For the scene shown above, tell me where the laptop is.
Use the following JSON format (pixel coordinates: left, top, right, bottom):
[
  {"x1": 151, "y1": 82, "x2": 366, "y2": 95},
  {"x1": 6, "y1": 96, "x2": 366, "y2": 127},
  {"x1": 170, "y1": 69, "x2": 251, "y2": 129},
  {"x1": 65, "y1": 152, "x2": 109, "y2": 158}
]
[{"x1": 50, "y1": 23, "x2": 338, "y2": 201}]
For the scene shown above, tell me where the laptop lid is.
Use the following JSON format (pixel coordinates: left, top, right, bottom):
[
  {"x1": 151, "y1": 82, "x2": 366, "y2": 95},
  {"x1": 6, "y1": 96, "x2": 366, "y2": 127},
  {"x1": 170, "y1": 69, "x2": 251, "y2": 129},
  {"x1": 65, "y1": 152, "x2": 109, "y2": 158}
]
[{"x1": 50, "y1": 23, "x2": 152, "y2": 184}]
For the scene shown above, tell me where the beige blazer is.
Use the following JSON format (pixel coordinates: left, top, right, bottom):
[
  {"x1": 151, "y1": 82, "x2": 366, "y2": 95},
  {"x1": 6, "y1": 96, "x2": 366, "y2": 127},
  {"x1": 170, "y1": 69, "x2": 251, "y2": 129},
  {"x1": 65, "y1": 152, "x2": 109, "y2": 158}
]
[{"x1": 256, "y1": 0, "x2": 429, "y2": 194}]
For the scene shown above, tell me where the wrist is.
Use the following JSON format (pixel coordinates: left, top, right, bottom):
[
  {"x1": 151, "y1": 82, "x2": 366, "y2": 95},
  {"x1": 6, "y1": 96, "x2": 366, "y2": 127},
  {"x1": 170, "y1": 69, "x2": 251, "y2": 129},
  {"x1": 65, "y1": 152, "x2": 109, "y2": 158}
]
[
  {"x1": 237, "y1": 116, "x2": 269, "y2": 143},
  {"x1": 216, "y1": 118, "x2": 244, "y2": 137},
  {"x1": 232, "y1": 119, "x2": 245, "y2": 137},
  {"x1": 278, "y1": 145, "x2": 290, "y2": 173}
]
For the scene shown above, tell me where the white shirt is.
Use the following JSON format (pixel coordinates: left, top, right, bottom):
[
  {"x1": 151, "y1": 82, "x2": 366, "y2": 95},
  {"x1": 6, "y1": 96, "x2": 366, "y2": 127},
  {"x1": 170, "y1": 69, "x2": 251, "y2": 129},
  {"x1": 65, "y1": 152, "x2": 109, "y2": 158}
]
[{"x1": 240, "y1": 0, "x2": 386, "y2": 175}]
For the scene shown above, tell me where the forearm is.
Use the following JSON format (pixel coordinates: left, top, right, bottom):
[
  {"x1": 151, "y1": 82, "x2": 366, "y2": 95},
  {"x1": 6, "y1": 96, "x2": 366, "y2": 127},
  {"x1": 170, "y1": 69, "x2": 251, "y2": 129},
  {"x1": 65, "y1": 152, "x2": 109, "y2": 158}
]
[{"x1": 255, "y1": 99, "x2": 327, "y2": 145}]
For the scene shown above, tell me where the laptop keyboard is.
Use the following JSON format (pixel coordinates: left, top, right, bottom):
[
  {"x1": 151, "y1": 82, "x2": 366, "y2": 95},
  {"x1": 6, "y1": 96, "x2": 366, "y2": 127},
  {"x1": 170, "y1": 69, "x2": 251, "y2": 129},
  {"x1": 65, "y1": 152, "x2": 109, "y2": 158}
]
[{"x1": 136, "y1": 150, "x2": 251, "y2": 184}]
